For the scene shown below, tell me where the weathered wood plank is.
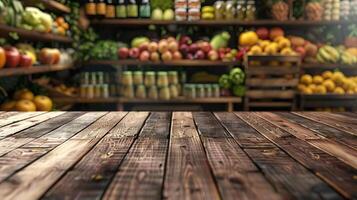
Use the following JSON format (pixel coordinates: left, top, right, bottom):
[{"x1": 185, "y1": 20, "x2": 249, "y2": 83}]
[
  {"x1": 0, "y1": 112, "x2": 124, "y2": 200},
  {"x1": 0, "y1": 112, "x2": 64, "y2": 138},
  {"x1": 0, "y1": 112, "x2": 44, "y2": 127},
  {"x1": 285, "y1": 112, "x2": 357, "y2": 150},
  {"x1": 0, "y1": 112, "x2": 83, "y2": 157},
  {"x1": 270, "y1": 112, "x2": 357, "y2": 168},
  {"x1": 103, "y1": 112, "x2": 170, "y2": 200},
  {"x1": 294, "y1": 112, "x2": 357, "y2": 136},
  {"x1": 257, "y1": 112, "x2": 357, "y2": 199},
  {"x1": 220, "y1": 112, "x2": 342, "y2": 199},
  {"x1": 163, "y1": 112, "x2": 220, "y2": 200},
  {"x1": 43, "y1": 112, "x2": 149, "y2": 200},
  {"x1": 194, "y1": 112, "x2": 282, "y2": 200},
  {"x1": 0, "y1": 112, "x2": 107, "y2": 183}
]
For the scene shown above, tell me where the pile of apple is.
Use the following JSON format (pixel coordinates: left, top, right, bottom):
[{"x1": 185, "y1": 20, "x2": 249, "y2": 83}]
[
  {"x1": 118, "y1": 37, "x2": 183, "y2": 62},
  {"x1": 0, "y1": 45, "x2": 61, "y2": 69}
]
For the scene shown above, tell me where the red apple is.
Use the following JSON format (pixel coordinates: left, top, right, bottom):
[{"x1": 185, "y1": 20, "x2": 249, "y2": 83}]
[
  {"x1": 179, "y1": 44, "x2": 189, "y2": 56},
  {"x1": 39, "y1": 48, "x2": 61, "y2": 65},
  {"x1": 118, "y1": 47, "x2": 129, "y2": 59},
  {"x1": 19, "y1": 53, "x2": 33, "y2": 68},
  {"x1": 194, "y1": 50, "x2": 205, "y2": 60},
  {"x1": 139, "y1": 50, "x2": 150, "y2": 61},
  {"x1": 189, "y1": 43, "x2": 199, "y2": 54},
  {"x1": 158, "y1": 40, "x2": 169, "y2": 53},
  {"x1": 161, "y1": 51, "x2": 172, "y2": 61},
  {"x1": 148, "y1": 42, "x2": 159, "y2": 52},
  {"x1": 168, "y1": 41, "x2": 178, "y2": 52},
  {"x1": 187, "y1": 53, "x2": 194, "y2": 60},
  {"x1": 179, "y1": 36, "x2": 192, "y2": 45},
  {"x1": 129, "y1": 48, "x2": 140, "y2": 59},
  {"x1": 218, "y1": 47, "x2": 226, "y2": 55},
  {"x1": 139, "y1": 42, "x2": 149, "y2": 52},
  {"x1": 225, "y1": 48, "x2": 232, "y2": 54},
  {"x1": 295, "y1": 46, "x2": 306, "y2": 58},
  {"x1": 4, "y1": 46, "x2": 20, "y2": 68},
  {"x1": 219, "y1": 52, "x2": 226, "y2": 60},
  {"x1": 172, "y1": 51, "x2": 182, "y2": 60},
  {"x1": 236, "y1": 49, "x2": 246, "y2": 61},
  {"x1": 200, "y1": 41, "x2": 212, "y2": 53},
  {"x1": 256, "y1": 27, "x2": 269, "y2": 40},
  {"x1": 150, "y1": 52, "x2": 160, "y2": 62},
  {"x1": 208, "y1": 50, "x2": 219, "y2": 61}
]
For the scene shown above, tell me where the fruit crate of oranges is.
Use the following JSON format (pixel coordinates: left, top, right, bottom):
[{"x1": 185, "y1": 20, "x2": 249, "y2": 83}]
[
  {"x1": 243, "y1": 55, "x2": 301, "y2": 111},
  {"x1": 298, "y1": 71, "x2": 357, "y2": 110}
]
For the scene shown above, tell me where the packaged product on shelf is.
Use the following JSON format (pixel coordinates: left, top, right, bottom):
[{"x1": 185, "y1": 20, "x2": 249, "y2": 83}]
[
  {"x1": 144, "y1": 71, "x2": 156, "y2": 87},
  {"x1": 205, "y1": 84, "x2": 212, "y2": 97},
  {"x1": 214, "y1": 1, "x2": 225, "y2": 20},
  {"x1": 97, "y1": 72, "x2": 104, "y2": 85},
  {"x1": 245, "y1": 0, "x2": 256, "y2": 21},
  {"x1": 106, "y1": 0, "x2": 116, "y2": 18},
  {"x1": 127, "y1": 0, "x2": 139, "y2": 18},
  {"x1": 140, "y1": 0, "x2": 151, "y2": 18},
  {"x1": 87, "y1": 85, "x2": 95, "y2": 98},
  {"x1": 175, "y1": 8, "x2": 187, "y2": 21},
  {"x1": 212, "y1": 84, "x2": 220, "y2": 97},
  {"x1": 225, "y1": 0, "x2": 236, "y2": 19},
  {"x1": 159, "y1": 87, "x2": 171, "y2": 100},
  {"x1": 188, "y1": 8, "x2": 200, "y2": 21},
  {"x1": 170, "y1": 85, "x2": 179, "y2": 99},
  {"x1": 121, "y1": 71, "x2": 133, "y2": 86},
  {"x1": 340, "y1": 0, "x2": 350, "y2": 20},
  {"x1": 175, "y1": 0, "x2": 187, "y2": 8},
  {"x1": 148, "y1": 86, "x2": 159, "y2": 99},
  {"x1": 188, "y1": 0, "x2": 200, "y2": 8},
  {"x1": 136, "y1": 85, "x2": 147, "y2": 99},
  {"x1": 90, "y1": 73, "x2": 97, "y2": 85},
  {"x1": 196, "y1": 84, "x2": 205, "y2": 98},
  {"x1": 168, "y1": 71, "x2": 179, "y2": 85},
  {"x1": 96, "y1": 0, "x2": 107, "y2": 16},
  {"x1": 94, "y1": 85, "x2": 102, "y2": 98},
  {"x1": 236, "y1": 0, "x2": 245, "y2": 20},
  {"x1": 184, "y1": 84, "x2": 196, "y2": 99},
  {"x1": 116, "y1": 0, "x2": 127, "y2": 18},
  {"x1": 102, "y1": 84, "x2": 110, "y2": 98},
  {"x1": 133, "y1": 71, "x2": 144, "y2": 85},
  {"x1": 123, "y1": 85, "x2": 135, "y2": 98},
  {"x1": 157, "y1": 72, "x2": 169, "y2": 87},
  {"x1": 85, "y1": 0, "x2": 97, "y2": 16}
]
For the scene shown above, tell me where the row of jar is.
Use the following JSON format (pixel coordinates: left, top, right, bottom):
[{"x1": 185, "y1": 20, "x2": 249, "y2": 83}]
[
  {"x1": 80, "y1": 72, "x2": 112, "y2": 86},
  {"x1": 80, "y1": 84, "x2": 111, "y2": 99},
  {"x1": 184, "y1": 84, "x2": 220, "y2": 99},
  {"x1": 121, "y1": 71, "x2": 185, "y2": 87},
  {"x1": 121, "y1": 84, "x2": 181, "y2": 100}
]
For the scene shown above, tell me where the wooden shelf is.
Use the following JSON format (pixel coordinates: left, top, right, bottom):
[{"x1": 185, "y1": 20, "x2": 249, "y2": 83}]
[
  {"x1": 302, "y1": 63, "x2": 357, "y2": 70},
  {"x1": 23, "y1": 0, "x2": 71, "y2": 13},
  {"x1": 53, "y1": 97, "x2": 242, "y2": 104},
  {"x1": 300, "y1": 94, "x2": 357, "y2": 109},
  {"x1": 91, "y1": 19, "x2": 353, "y2": 27},
  {"x1": 0, "y1": 24, "x2": 72, "y2": 43},
  {"x1": 84, "y1": 60, "x2": 239, "y2": 67},
  {"x1": 0, "y1": 62, "x2": 73, "y2": 77}
]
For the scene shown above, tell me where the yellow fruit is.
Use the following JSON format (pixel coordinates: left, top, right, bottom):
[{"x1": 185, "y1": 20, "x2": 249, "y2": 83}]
[
  {"x1": 312, "y1": 75, "x2": 324, "y2": 85},
  {"x1": 333, "y1": 87, "x2": 345, "y2": 94},
  {"x1": 314, "y1": 85, "x2": 327, "y2": 94},
  {"x1": 322, "y1": 71, "x2": 333, "y2": 80},
  {"x1": 14, "y1": 89, "x2": 34, "y2": 101},
  {"x1": 332, "y1": 72, "x2": 345, "y2": 86},
  {"x1": 264, "y1": 43, "x2": 278, "y2": 54},
  {"x1": 323, "y1": 80, "x2": 335, "y2": 92},
  {"x1": 300, "y1": 74, "x2": 313, "y2": 85},
  {"x1": 14, "y1": 100, "x2": 36, "y2": 112},
  {"x1": 298, "y1": 84, "x2": 306, "y2": 91},
  {"x1": 280, "y1": 47, "x2": 294, "y2": 55},
  {"x1": 239, "y1": 31, "x2": 259, "y2": 46},
  {"x1": 302, "y1": 87, "x2": 313, "y2": 94},
  {"x1": 274, "y1": 36, "x2": 285, "y2": 42},
  {"x1": 0, "y1": 101, "x2": 16, "y2": 111},
  {"x1": 33, "y1": 95, "x2": 53, "y2": 111},
  {"x1": 250, "y1": 45, "x2": 263, "y2": 55},
  {"x1": 346, "y1": 48, "x2": 357, "y2": 57},
  {"x1": 259, "y1": 40, "x2": 270, "y2": 49},
  {"x1": 308, "y1": 84, "x2": 317, "y2": 91},
  {"x1": 347, "y1": 89, "x2": 355, "y2": 94},
  {"x1": 278, "y1": 38, "x2": 291, "y2": 50}
]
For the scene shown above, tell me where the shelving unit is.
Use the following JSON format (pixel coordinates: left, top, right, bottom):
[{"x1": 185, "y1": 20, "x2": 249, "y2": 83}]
[
  {"x1": 0, "y1": 24, "x2": 73, "y2": 43},
  {"x1": 22, "y1": 0, "x2": 71, "y2": 13},
  {"x1": 84, "y1": 60, "x2": 240, "y2": 67},
  {"x1": 300, "y1": 94, "x2": 357, "y2": 111},
  {"x1": 0, "y1": 63, "x2": 74, "y2": 77}
]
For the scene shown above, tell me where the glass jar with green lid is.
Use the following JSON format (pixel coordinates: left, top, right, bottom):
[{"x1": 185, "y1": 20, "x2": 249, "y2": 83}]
[
  {"x1": 157, "y1": 72, "x2": 169, "y2": 87},
  {"x1": 204, "y1": 84, "x2": 212, "y2": 98},
  {"x1": 159, "y1": 86, "x2": 171, "y2": 100},
  {"x1": 121, "y1": 71, "x2": 133, "y2": 86},
  {"x1": 135, "y1": 85, "x2": 147, "y2": 99},
  {"x1": 144, "y1": 71, "x2": 156, "y2": 87},
  {"x1": 148, "y1": 86, "x2": 158, "y2": 99},
  {"x1": 168, "y1": 71, "x2": 179, "y2": 85},
  {"x1": 122, "y1": 85, "x2": 134, "y2": 98},
  {"x1": 212, "y1": 84, "x2": 220, "y2": 97},
  {"x1": 184, "y1": 84, "x2": 196, "y2": 99},
  {"x1": 196, "y1": 84, "x2": 205, "y2": 98},
  {"x1": 133, "y1": 71, "x2": 143, "y2": 85},
  {"x1": 169, "y1": 85, "x2": 179, "y2": 99}
]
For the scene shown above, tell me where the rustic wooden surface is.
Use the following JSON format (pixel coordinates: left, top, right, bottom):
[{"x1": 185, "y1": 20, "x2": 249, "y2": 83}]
[{"x1": 0, "y1": 112, "x2": 355, "y2": 200}]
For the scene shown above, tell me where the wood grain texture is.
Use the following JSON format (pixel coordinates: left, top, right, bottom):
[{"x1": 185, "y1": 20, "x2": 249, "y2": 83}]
[
  {"x1": 43, "y1": 112, "x2": 149, "y2": 200},
  {"x1": 257, "y1": 112, "x2": 357, "y2": 199},
  {"x1": 103, "y1": 112, "x2": 170, "y2": 200},
  {"x1": 163, "y1": 112, "x2": 221, "y2": 200},
  {"x1": 0, "y1": 112, "x2": 64, "y2": 138},
  {"x1": 0, "y1": 112, "x2": 83, "y2": 157},
  {"x1": 194, "y1": 112, "x2": 282, "y2": 200},
  {"x1": 224, "y1": 113, "x2": 342, "y2": 200},
  {"x1": 0, "y1": 112, "x2": 45, "y2": 128},
  {"x1": 0, "y1": 112, "x2": 123, "y2": 200}
]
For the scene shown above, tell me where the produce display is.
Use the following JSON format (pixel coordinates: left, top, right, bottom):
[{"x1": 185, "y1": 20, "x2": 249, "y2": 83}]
[
  {"x1": 219, "y1": 68, "x2": 246, "y2": 97},
  {"x1": 0, "y1": 88, "x2": 53, "y2": 111},
  {"x1": 299, "y1": 71, "x2": 357, "y2": 94}
]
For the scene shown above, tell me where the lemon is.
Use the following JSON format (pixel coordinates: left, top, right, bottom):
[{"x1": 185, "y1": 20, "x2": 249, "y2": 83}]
[
  {"x1": 302, "y1": 87, "x2": 313, "y2": 94},
  {"x1": 312, "y1": 75, "x2": 324, "y2": 85},
  {"x1": 322, "y1": 71, "x2": 333, "y2": 80},
  {"x1": 333, "y1": 87, "x2": 345, "y2": 94},
  {"x1": 300, "y1": 74, "x2": 313, "y2": 85},
  {"x1": 332, "y1": 72, "x2": 345, "y2": 86},
  {"x1": 323, "y1": 80, "x2": 335, "y2": 92},
  {"x1": 314, "y1": 85, "x2": 327, "y2": 94}
]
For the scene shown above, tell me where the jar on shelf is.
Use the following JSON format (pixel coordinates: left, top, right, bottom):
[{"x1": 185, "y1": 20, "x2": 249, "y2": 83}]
[
  {"x1": 175, "y1": 8, "x2": 187, "y2": 21},
  {"x1": 188, "y1": 8, "x2": 200, "y2": 21},
  {"x1": 116, "y1": 0, "x2": 127, "y2": 18},
  {"x1": 157, "y1": 72, "x2": 169, "y2": 87},
  {"x1": 135, "y1": 85, "x2": 147, "y2": 99},
  {"x1": 101, "y1": 84, "x2": 109, "y2": 98},
  {"x1": 94, "y1": 85, "x2": 101, "y2": 98},
  {"x1": 97, "y1": 72, "x2": 104, "y2": 85},
  {"x1": 80, "y1": 84, "x2": 87, "y2": 98},
  {"x1": 121, "y1": 71, "x2": 133, "y2": 86},
  {"x1": 86, "y1": 85, "x2": 95, "y2": 99},
  {"x1": 170, "y1": 85, "x2": 179, "y2": 99},
  {"x1": 85, "y1": 0, "x2": 96, "y2": 16},
  {"x1": 133, "y1": 71, "x2": 143, "y2": 85},
  {"x1": 188, "y1": 0, "x2": 201, "y2": 9},
  {"x1": 184, "y1": 84, "x2": 196, "y2": 99},
  {"x1": 236, "y1": 1, "x2": 246, "y2": 20},
  {"x1": 205, "y1": 84, "x2": 212, "y2": 98},
  {"x1": 159, "y1": 86, "x2": 171, "y2": 100},
  {"x1": 168, "y1": 71, "x2": 179, "y2": 85},
  {"x1": 225, "y1": 1, "x2": 236, "y2": 19},
  {"x1": 214, "y1": 1, "x2": 225, "y2": 20},
  {"x1": 144, "y1": 71, "x2": 156, "y2": 87},
  {"x1": 148, "y1": 86, "x2": 158, "y2": 100},
  {"x1": 122, "y1": 85, "x2": 134, "y2": 99},
  {"x1": 90, "y1": 72, "x2": 97, "y2": 85},
  {"x1": 196, "y1": 84, "x2": 205, "y2": 98},
  {"x1": 212, "y1": 84, "x2": 220, "y2": 97},
  {"x1": 245, "y1": 0, "x2": 256, "y2": 21}
]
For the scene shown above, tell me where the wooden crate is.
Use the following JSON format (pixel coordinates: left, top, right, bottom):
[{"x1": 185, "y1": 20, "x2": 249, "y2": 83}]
[
  {"x1": 244, "y1": 55, "x2": 301, "y2": 111},
  {"x1": 299, "y1": 94, "x2": 357, "y2": 111}
]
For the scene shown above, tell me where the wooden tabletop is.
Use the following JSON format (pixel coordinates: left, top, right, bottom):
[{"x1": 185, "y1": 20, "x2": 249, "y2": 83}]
[{"x1": 0, "y1": 112, "x2": 356, "y2": 200}]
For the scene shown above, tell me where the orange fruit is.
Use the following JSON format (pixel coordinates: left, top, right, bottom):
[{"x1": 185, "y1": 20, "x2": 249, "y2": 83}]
[
  {"x1": 57, "y1": 27, "x2": 66, "y2": 36},
  {"x1": 62, "y1": 22, "x2": 69, "y2": 30},
  {"x1": 56, "y1": 17, "x2": 65, "y2": 26},
  {"x1": 14, "y1": 100, "x2": 36, "y2": 112},
  {"x1": 0, "y1": 101, "x2": 16, "y2": 111},
  {"x1": 14, "y1": 89, "x2": 34, "y2": 101},
  {"x1": 33, "y1": 95, "x2": 53, "y2": 111}
]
